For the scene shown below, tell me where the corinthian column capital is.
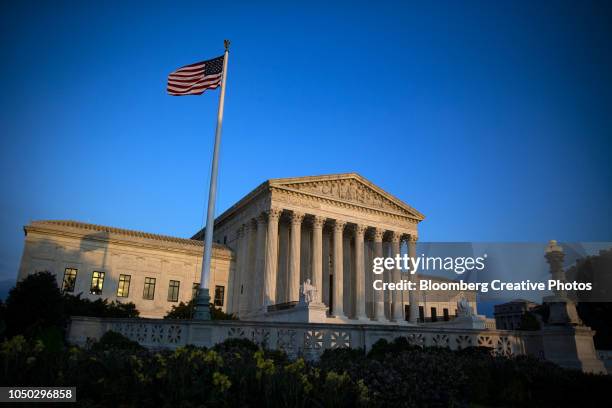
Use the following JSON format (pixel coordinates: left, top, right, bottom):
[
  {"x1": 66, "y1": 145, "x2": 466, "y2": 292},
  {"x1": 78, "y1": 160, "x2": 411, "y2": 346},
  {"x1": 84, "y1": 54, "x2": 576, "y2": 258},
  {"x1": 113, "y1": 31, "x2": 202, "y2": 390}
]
[
  {"x1": 312, "y1": 215, "x2": 326, "y2": 229},
  {"x1": 333, "y1": 220, "x2": 347, "y2": 233},
  {"x1": 290, "y1": 211, "x2": 305, "y2": 225},
  {"x1": 373, "y1": 227, "x2": 384, "y2": 242},
  {"x1": 354, "y1": 224, "x2": 367, "y2": 238},
  {"x1": 266, "y1": 207, "x2": 282, "y2": 222}
]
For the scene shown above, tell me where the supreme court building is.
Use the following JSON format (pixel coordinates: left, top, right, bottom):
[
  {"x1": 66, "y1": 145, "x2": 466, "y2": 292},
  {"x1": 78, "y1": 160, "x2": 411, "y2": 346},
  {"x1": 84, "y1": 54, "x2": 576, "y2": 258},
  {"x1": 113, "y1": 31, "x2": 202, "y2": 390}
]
[{"x1": 18, "y1": 173, "x2": 475, "y2": 322}]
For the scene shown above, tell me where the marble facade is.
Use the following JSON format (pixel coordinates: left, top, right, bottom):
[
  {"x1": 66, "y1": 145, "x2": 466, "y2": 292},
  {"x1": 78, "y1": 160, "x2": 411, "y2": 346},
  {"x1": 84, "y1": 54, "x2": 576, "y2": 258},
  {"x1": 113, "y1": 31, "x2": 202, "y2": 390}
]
[{"x1": 18, "y1": 173, "x2": 475, "y2": 322}]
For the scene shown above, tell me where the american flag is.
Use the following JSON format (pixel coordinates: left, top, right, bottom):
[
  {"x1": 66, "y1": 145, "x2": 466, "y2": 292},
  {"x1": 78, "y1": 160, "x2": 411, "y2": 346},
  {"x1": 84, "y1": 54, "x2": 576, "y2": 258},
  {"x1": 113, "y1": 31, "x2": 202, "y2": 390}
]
[{"x1": 167, "y1": 55, "x2": 224, "y2": 96}]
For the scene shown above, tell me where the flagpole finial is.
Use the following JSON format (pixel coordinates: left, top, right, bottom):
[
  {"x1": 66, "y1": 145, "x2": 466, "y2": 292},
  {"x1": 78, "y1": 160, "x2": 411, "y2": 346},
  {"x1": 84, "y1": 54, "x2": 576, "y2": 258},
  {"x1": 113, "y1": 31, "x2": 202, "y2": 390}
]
[{"x1": 224, "y1": 39, "x2": 230, "y2": 52}]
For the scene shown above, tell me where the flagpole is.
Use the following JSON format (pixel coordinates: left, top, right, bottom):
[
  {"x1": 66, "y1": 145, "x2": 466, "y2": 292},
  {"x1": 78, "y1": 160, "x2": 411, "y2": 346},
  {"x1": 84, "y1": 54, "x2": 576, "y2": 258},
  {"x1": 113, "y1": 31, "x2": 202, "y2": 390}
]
[{"x1": 194, "y1": 39, "x2": 230, "y2": 320}]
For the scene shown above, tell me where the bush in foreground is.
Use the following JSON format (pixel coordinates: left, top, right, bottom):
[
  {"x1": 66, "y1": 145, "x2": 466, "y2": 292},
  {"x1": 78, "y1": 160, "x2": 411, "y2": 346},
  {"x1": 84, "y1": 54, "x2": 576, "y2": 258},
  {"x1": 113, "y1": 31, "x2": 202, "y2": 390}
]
[{"x1": 1, "y1": 334, "x2": 611, "y2": 407}]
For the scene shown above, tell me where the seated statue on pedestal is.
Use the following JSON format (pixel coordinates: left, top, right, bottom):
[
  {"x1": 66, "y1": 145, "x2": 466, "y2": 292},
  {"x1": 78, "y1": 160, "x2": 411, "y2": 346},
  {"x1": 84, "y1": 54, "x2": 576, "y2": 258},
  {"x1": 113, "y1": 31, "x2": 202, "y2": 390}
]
[
  {"x1": 300, "y1": 279, "x2": 317, "y2": 304},
  {"x1": 457, "y1": 292, "x2": 473, "y2": 317}
]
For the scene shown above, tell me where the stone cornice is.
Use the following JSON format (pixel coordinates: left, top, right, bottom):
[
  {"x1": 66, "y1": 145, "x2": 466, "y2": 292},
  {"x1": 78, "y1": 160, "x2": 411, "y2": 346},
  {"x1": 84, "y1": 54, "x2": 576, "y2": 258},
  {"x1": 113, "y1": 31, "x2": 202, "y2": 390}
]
[{"x1": 26, "y1": 221, "x2": 234, "y2": 260}]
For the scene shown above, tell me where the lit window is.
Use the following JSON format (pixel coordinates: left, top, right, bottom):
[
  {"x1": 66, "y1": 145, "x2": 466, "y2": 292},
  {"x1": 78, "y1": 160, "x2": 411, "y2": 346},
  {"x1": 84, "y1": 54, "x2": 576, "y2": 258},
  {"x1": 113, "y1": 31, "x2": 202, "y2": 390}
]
[
  {"x1": 192, "y1": 282, "x2": 200, "y2": 299},
  {"x1": 214, "y1": 285, "x2": 225, "y2": 307},
  {"x1": 90, "y1": 271, "x2": 105, "y2": 295},
  {"x1": 62, "y1": 268, "x2": 78, "y2": 293},
  {"x1": 117, "y1": 274, "x2": 131, "y2": 297},
  {"x1": 167, "y1": 280, "x2": 180, "y2": 302},
  {"x1": 143, "y1": 277, "x2": 156, "y2": 300}
]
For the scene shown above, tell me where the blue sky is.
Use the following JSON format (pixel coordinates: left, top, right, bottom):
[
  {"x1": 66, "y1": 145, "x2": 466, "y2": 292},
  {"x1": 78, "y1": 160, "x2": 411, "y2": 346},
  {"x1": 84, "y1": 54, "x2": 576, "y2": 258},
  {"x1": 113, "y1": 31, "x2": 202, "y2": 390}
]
[{"x1": 1, "y1": 0, "x2": 611, "y2": 283}]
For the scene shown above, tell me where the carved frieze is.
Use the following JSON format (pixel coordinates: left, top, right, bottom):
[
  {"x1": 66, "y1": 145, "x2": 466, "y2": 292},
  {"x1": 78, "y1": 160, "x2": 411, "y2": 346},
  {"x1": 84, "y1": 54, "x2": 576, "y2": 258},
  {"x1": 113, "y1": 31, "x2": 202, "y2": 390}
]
[{"x1": 282, "y1": 179, "x2": 402, "y2": 213}]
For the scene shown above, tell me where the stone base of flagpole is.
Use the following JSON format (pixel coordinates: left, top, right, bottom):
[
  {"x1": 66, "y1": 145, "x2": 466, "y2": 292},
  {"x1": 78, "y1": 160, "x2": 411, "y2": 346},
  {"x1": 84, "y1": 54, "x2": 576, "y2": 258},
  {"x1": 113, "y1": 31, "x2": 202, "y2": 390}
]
[{"x1": 193, "y1": 288, "x2": 212, "y2": 320}]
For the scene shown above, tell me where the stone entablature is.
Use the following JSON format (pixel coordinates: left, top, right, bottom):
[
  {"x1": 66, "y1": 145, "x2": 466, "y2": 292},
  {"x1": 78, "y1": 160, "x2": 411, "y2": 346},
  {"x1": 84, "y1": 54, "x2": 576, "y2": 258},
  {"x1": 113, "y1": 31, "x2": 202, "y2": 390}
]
[{"x1": 26, "y1": 220, "x2": 232, "y2": 258}]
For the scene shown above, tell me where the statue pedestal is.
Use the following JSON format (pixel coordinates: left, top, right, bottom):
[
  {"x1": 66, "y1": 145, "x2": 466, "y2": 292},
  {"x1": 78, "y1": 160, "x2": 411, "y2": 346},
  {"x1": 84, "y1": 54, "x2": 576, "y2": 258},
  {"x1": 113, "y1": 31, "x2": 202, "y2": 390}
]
[
  {"x1": 539, "y1": 296, "x2": 605, "y2": 374},
  {"x1": 429, "y1": 314, "x2": 488, "y2": 329},
  {"x1": 540, "y1": 324, "x2": 606, "y2": 374},
  {"x1": 251, "y1": 301, "x2": 329, "y2": 323},
  {"x1": 543, "y1": 295, "x2": 582, "y2": 325}
]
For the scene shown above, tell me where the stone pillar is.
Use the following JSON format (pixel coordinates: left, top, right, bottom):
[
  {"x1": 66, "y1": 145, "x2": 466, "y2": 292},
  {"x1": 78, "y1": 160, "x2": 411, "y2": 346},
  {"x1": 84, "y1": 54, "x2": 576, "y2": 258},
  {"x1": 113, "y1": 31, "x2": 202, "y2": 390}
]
[
  {"x1": 238, "y1": 222, "x2": 252, "y2": 316},
  {"x1": 263, "y1": 208, "x2": 282, "y2": 308},
  {"x1": 311, "y1": 215, "x2": 325, "y2": 304},
  {"x1": 390, "y1": 231, "x2": 402, "y2": 321},
  {"x1": 229, "y1": 225, "x2": 244, "y2": 314},
  {"x1": 372, "y1": 228, "x2": 385, "y2": 320},
  {"x1": 288, "y1": 211, "x2": 304, "y2": 303},
  {"x1": 332, "y1": 220, "x2": 346, "y2": 317},
  {"x1": 253, "y1": 215, "x2": 267, "y2": 311},
  {"x1": 354, "y1": 224, "x2": 367, "y2": 320},
  {"x1": 408, "y1": 235, "x2": 419, "y2": 323}
]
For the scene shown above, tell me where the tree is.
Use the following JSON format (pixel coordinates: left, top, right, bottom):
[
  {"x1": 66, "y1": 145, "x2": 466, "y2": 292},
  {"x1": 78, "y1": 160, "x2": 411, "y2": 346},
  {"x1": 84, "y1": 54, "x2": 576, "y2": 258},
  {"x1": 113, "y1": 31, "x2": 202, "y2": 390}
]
[
  {"x1": 164, "y1": 299, "x2": 237, "y2": 320},
  {"x1": 3, "y1": 272, "x2": 64, "y2": 339},
  {"x1": 63, "y1": 293, "x2": 139, "y2": 318}
]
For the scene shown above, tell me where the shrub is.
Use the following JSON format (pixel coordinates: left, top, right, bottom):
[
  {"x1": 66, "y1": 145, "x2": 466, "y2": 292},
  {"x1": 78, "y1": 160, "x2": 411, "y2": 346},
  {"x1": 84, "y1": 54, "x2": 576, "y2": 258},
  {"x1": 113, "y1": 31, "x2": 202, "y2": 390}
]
[
  {"x1": 63, "y1": 293, "x2": 139, "y2": 318},
  {"x1": 164, "y1": 299, "x2": 237, "y2": 320},
  {"x1": 3, "y1": 272, "x2": 64, "y2": 340},
  {"x1": 1, "y1": 335, "x2": 611, "y2": 407},
  {"x1": 90, "y1": 331, "x2": 145, "y2": 352}
]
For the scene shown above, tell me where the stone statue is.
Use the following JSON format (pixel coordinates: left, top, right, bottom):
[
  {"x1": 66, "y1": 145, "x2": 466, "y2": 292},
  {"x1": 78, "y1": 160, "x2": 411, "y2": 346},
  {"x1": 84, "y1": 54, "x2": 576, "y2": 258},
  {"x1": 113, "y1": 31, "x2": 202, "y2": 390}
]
[
  {"x1": 456, "y1": 292, "x2": 473, "y2": 317},
  {"x1": 300, "y1": 279, "x2": 317, "y2": 304}
]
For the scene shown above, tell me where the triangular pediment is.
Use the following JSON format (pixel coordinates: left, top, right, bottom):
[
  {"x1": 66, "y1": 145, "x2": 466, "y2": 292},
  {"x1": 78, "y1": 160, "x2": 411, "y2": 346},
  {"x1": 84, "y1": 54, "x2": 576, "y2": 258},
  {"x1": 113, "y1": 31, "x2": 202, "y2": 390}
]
[{"x1": 269, "y1": 173, "x2": 424, "y2": 221}]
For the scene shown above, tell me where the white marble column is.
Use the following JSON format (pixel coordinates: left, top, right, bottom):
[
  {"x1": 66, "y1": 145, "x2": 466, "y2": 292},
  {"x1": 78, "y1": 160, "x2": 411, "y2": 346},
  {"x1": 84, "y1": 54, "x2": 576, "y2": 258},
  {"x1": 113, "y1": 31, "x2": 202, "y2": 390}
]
[
  {"x1": 372, "y1": 227, "x2": 385, "y2": 321},
  {"x1": 354, "y1": 224, "x2": 367, "y2": 320},
  {"x1": 390, "y1": 231, "x2": 402, "y2": 321},
  {"x1": 408, "y1": 234, "x2": 419, "y2": 323},
  {"x1": 229, "y1": 225, "x2": 244, "y2": 314},
  {"x1": 311, "y1": 215, "x2": 325, "y2": 304},
  {"x1": 263, "y1": 208, "x2": 282, "y2": 308},
  {"x1": 253, "y1": 215, "x2": 267, "y2": 311},
  {"x1": 238, "y1": 222, "x2": 252, "y2": 316},
  {"x1": 332, "y1": 220, "x2": 346, "y2": 317},
  {"x1": 288, "y1": 211, "x2": 304, "y2": 303}
]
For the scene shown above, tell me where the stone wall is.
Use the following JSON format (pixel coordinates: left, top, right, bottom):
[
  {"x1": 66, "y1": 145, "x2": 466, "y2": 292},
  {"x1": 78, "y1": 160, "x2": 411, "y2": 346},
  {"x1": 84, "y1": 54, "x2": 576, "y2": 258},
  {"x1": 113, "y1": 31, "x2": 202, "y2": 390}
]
[{"x1": 68, "y1": 316, "x2": 528, "y2": 361}]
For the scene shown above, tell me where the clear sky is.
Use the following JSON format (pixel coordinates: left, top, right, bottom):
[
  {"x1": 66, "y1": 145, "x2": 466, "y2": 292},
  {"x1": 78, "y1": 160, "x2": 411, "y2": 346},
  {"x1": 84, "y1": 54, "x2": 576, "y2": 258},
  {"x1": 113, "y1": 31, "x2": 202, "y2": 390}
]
[{"x1": 1, "y1": 1, "x2": 611, "y2": 283}]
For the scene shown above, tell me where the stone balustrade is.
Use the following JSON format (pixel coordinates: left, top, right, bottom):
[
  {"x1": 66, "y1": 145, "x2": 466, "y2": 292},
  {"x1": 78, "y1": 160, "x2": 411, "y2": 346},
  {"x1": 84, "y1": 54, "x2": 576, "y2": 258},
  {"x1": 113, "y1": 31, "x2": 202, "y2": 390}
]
[{"x1": 68, "y1": 316, "x2": 527, "y2": 360}]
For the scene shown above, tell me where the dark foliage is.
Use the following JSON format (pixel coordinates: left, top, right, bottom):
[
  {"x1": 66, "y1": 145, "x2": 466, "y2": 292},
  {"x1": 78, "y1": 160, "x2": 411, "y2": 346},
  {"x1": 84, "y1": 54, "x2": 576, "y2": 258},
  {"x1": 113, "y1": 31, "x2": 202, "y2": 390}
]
[
  {"x1": 63, "y1": 293, "x2": 139, "y2": 318},
  {"x1": 577, "y1": 302, "x2": 612, "y2": 349},
  {"x1": 1, "y1": 334, "x2": 610, "y2": 407},
  {"x1": 0, "y1": 272, "x2": 139, "y2": 349},
  {"x1": 164, "y1": 299, "x2": 237, "y2": 320},
  {"x1": 3, "y1": 272, "x2": 64, "y2": 339},
  {"x1": 90, "y1": 330, "x2": 145, "y2": 352}
]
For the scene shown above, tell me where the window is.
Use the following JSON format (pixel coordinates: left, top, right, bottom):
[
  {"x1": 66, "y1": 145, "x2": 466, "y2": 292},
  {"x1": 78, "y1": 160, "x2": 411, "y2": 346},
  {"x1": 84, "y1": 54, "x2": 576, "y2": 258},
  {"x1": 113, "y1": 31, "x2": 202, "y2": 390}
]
[
  {"x1": 418, "y1": 306, "x2": 425, "y2": 323},
  {"x1": 62, "y1": 268, "x2": 78, "y2": 292},
  {"x1": 443, "y1": 308, "x2": 450, "y2": 321},
  {"x1": 143, "y1": 277, "x2": 156, "y2": 300},
  {"x1": 90, "y1": 271, "x2": 105, "y2": 295},
  {"x1": 430, "y1": 307, "x2": 437, "y2": 322},
  {"x1": 117, "y1": 274, "x2": 131, "y2": 297},
  {"x1": 168, "y1": 280, "x2": 180, "y2": 302},
  {"x1": 214, "y1": 285, "x2": 225, "y2": 307},
  {"x1": 192, "y1": 283, "x2": 200, "y2": 299}
]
